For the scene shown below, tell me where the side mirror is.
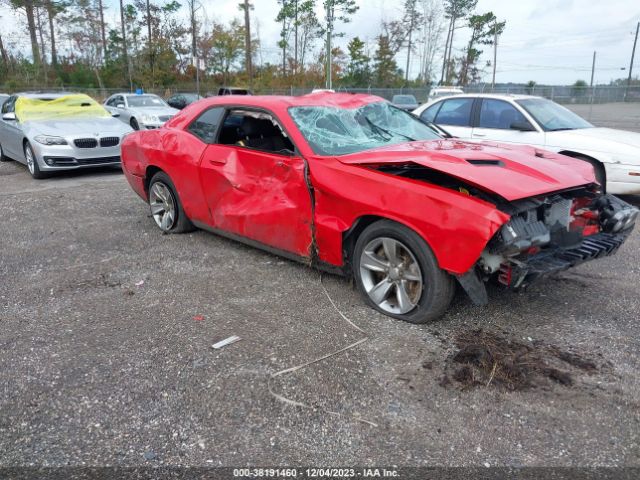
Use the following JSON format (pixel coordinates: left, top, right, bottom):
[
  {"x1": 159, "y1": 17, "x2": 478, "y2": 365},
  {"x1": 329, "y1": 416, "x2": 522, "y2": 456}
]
[
  {"x1": 2, "y1": 112, "x2": 16, "y2": 121},
  {"x1": 510, "y1": 121, "x2": 535, "y2": 132},
  {"x1": 116, "y1": 104, "x2": 125, "y2": 109}
]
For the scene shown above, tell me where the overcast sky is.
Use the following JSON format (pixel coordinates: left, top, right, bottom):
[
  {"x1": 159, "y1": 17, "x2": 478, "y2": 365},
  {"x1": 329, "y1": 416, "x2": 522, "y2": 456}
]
[{"x1": 1, "y1": 0, "x2": 638, "y2": 85}]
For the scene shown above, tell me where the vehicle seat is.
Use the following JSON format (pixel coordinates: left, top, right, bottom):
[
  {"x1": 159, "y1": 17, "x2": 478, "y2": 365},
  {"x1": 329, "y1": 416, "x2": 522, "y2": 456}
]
[
  {"x1": 498, "y1": 109, "x2": 517, "y2": 129},
  {"x1": 237, "y1": 116, "x2": 293, "y2": 152}
]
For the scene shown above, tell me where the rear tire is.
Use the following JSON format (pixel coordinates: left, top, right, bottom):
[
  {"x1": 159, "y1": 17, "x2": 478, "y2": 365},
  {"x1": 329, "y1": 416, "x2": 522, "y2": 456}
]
[
  {"x1": 352, "y1": 219, "x2": 455, "y2": 323},
  {"x1": 148, "y1": 171, "x2": 195, "y2": 233},
  {"x1": 24, "y1": 142, "x2": 47, "y2": 179}
]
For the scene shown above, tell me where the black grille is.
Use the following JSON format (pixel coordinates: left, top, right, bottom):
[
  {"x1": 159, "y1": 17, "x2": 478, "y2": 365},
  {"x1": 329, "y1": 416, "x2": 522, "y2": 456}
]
[
  {"x1": 100, "y1": 137, "x2": 119, "y2": 147},
  {"x1": 158, "y1": 115, "x2": 173, "y2": 122},
  {"x1": 74, "y1": 138, "x2": 98, "y2": 148},
  {"x1": 76, "y1": 156, "x2": 121, "y2": 165}
]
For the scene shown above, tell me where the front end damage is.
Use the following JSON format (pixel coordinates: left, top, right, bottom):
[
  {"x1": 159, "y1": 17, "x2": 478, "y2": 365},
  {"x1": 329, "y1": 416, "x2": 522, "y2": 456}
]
[{"x1": 459, "y1": 188, "x2": 638, "y2": 304}]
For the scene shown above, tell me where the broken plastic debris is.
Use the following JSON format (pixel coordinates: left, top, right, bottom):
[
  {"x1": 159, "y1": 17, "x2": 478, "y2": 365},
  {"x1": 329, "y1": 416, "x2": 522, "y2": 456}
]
[
  {"x1": 135, "y1": 280, "x2": 145, "y2": 287},
  {"x1": 193, "y1": 315, "x2": 205, "y2": 321},
  {"x1": 212, "y1": 335, "x2": 241, "y2": 349}
]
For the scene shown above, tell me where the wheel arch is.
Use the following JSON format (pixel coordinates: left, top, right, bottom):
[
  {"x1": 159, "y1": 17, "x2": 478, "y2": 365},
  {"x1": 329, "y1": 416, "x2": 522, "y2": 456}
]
[
  {"x1": 342, "y1": 214, "x2": 442, "y2": 276},
  {"x1": 144, "y1": 165, "x2": 164, "y2": 194},
  {"x1": 557, "y1": 150, "x2": 606, "y2": 184}
]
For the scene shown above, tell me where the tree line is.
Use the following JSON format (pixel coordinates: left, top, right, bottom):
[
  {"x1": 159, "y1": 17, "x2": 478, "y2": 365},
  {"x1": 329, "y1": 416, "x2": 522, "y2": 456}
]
[{"x1": 0, "y1": 0, "x2": 505, "y2": 91}]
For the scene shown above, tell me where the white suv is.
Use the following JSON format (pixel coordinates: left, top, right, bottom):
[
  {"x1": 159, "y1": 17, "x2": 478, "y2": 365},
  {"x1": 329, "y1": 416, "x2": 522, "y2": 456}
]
[{"x1": 414, "y1": 94, "x2": 640, "y2": 195}]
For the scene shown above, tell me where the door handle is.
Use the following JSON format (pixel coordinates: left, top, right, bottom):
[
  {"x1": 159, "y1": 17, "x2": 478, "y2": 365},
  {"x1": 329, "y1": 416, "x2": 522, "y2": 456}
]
[
  {"x1": 209, "y1": 158, "x2": 227, "y2": 165},
  {"x1": 275, "y1": 161, "x2": 289, "y2": 169},
  {"x1": 472, "y1": 133, "x2": 486, "y2": 137}
]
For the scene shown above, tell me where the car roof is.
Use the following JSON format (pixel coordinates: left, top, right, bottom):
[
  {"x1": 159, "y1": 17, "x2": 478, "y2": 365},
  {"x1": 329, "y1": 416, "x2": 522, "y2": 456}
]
[
  {"x1": 16, "y1": 92, "x2": 79, "y2": 99},
  {"x1": 430, "y1": 93, "x2": 540, "y2": 101},
  {"x1": 198, "y1": 92, "x2": 386, "y2": 110}
]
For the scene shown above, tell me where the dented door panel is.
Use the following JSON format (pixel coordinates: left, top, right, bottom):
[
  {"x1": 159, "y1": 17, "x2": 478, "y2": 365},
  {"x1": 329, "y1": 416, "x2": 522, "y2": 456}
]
[{"x1": 199, "y1": 145, "x2": 313, "y2": 256}]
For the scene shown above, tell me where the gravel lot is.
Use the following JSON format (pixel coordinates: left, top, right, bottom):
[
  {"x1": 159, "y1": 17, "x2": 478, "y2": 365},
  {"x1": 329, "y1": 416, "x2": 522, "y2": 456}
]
[{"x1": 1, "y1": 129, "x2": 640, "y2": 468}]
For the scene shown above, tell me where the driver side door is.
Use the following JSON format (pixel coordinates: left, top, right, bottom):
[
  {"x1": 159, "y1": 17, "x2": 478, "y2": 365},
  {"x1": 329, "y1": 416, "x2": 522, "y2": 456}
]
[{"x1": 195, "y1": 107, "x2": 313, "y2": 258}]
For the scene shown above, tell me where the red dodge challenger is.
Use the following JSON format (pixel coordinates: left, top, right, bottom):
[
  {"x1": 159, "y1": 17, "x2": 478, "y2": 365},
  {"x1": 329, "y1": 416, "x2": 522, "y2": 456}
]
[{"x1": 121, "y1": 93, "x2": 637, "y2": 323}]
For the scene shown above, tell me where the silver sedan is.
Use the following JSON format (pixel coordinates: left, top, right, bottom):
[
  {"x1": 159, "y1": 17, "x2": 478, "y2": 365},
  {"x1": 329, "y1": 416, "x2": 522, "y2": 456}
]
[
  {"x1": 104, "y1": 93, "x2": 179, "y2": 130},
  {"x1": 0, "y1": 92, "x2": 132, "y2": 179}
]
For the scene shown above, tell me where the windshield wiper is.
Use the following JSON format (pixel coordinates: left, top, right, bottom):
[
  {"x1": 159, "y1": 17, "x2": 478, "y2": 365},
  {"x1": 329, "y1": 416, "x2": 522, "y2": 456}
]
[{"x1": 362, "y1": 116, "x2": 417, "y2": 142}]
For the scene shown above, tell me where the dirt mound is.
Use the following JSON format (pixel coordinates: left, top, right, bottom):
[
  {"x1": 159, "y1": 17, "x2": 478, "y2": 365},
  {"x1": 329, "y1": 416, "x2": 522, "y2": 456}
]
[{"x1": 441, "y1": 329, "x2": 599, "y2": 391}]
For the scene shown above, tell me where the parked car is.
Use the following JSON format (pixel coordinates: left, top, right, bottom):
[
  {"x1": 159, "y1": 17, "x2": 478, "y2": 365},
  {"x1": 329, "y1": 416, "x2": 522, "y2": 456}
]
[
  {"x1": 391, "y1": 94, "x2": 419, "y2": 111},
  {"x1": 0, "y1": 92, "x2": 132, "y2": 179},
  {"x1": 166, "y1": 93, "x2": 203, "y2": 110},
  {"x1": 413, "y1": 94, "x2": 640, "y2": 195},
  {"x1": 104, "y1": 93, "x2": 178, "y2": 130},
  {"x1": 121, "y1": 93, "x2": 637, "y2": 323},
  {"x1": 211, "y1": 87, "x2": 252, "y2": 96},
  {"x1": 428, "y1": 86, "x2": 464, "y2": 102}
]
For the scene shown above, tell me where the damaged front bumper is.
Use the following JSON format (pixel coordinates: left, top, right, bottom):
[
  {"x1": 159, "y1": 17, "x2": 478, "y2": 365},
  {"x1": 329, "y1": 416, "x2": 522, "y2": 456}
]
[
  {"x1": 496, "y1": 230, "x2": 631, "y2": 289},
  {"x1": 457, "y1": 192, "x2": 638, "y2": 305}
]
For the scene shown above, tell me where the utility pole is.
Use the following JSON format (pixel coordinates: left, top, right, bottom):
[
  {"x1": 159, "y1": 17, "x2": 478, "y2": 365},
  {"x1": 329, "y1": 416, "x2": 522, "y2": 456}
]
[
  {"x1": 589, "y1": 51, "x2": 597, "y2": 120},
  {"x1": 626, "y1": 21, "x2": 639, "y2": 101},
  {"x1": 325, "y1": 1, "x2": 332, "y2": 89},
  {"x1": 491, "y1": 19, "x2": 498, "y2": 90}
]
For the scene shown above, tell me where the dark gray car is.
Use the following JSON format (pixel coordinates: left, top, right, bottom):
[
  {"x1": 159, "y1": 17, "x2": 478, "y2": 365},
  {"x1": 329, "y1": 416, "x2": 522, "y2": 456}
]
[{"x1": 391, "y1": 94, "x2": 419, "y2": 111}]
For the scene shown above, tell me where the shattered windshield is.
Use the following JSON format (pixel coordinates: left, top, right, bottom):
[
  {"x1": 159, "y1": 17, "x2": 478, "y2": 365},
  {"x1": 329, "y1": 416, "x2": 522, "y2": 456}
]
[{"x1": 289, "y1": 101, "x2": 442, "y2": 156}]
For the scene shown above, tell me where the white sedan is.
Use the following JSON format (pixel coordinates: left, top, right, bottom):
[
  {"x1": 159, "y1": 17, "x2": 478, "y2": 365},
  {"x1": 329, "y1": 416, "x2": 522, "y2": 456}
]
[{"x1": 414, "y1": 94, "x2": 640, "y2": 194}]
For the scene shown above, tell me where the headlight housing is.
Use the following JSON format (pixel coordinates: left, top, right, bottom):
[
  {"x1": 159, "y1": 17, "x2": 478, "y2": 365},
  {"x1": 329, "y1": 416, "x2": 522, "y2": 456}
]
[
  {"x1": 140, "y1": 114, "x2": 159, "y2": 124},
  {"x1": 34, "y1": 135, "x2": 67, "y2": 146}
]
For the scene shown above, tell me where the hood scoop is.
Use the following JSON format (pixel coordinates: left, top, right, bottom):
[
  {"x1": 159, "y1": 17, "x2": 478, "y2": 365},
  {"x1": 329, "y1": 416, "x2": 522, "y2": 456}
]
[{"x1": 466, "y1": 159, "x2": 504, "y2": 167}]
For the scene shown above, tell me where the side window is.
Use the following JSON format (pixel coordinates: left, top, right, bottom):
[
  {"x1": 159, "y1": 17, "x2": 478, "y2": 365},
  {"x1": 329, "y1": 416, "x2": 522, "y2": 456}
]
[
  {"x1": 188, "y1": 107, "x2": 225, "y2": 144},
  {"x1": 2, "y1": 96, "x2": 16, "y2": 114},
  {"x1": 218, "y1": 109, "x2": 294, "y2": 154},
  {"x1": 420, "y1": 102, "x2": 442, "y2": 123},
  {"x1": 106, "y1": 97, "x2": 116, "y2": 107},
  {"x1": 434, "y1": 98, "x2": 474, "y2": 126},
  {"x1": 479, "y1": 99, "x2": 531, "y2": 130}
]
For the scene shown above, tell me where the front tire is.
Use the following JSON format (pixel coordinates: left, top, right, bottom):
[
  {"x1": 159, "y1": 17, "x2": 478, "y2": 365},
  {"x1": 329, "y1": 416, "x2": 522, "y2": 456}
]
[
  {"x1": 148, "y1": 171, "x2": 194, "y2": 233},
  {"x1": 130, "y1": 118, "x2": 140, "y2": 130},
  {"x1": 0, "y1": 141, "x2": 10, "y2": 162},
  {"x1": 24, "y1": 142, "x2": 47, "y2": 179},
  {"x1": 353, "y1": 220, "x2": 455, "y2": 323}
]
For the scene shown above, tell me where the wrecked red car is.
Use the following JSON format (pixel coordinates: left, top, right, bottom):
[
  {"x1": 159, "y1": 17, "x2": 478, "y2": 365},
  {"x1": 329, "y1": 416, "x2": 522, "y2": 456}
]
[{"x1": 121, "y1": 93, "x2": 638, "y2": 323}]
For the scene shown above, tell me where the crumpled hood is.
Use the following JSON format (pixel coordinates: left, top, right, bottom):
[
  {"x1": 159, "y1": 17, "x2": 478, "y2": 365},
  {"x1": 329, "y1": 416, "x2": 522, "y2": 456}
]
[
  {"x1": 24, "y1": 116, "x2": 133, "y2": 136},
  {"x1": 338, "y1": 140, "x2": 596, "y2": 201},
  {"x1": 546, "y1": 128, "x2": 640, "y2": 161}
]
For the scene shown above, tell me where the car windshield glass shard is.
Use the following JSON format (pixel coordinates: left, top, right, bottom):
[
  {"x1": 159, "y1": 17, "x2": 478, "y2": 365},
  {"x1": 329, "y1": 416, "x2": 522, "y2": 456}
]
[
  {"x1": 126, "y1": 95, "x2": 167, "y2": 107},
  {"x1": 289, "y1": 102, "x2": 440, "y2": 155},
  {"x1": 516, "y1": 98, "x2": 593, "y2": 131},
  {"x1": 15, "y1": 94, "x2": 110, "y2": 122}
]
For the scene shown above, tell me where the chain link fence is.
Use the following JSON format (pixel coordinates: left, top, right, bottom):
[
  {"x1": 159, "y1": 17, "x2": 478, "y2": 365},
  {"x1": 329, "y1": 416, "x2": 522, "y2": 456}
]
[{"x1": 2, "y1": 84, "x2": 639, "y2": 104}]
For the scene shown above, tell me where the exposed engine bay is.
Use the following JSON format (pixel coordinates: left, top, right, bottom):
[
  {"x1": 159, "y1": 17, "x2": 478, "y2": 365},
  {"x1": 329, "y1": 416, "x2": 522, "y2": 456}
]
[
  {"x1": 480, "y1": 188, "x2": 637, "y2": 291},
  {"x1": 369, "y1": 163, "x2": 638, "y2": 304}
]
